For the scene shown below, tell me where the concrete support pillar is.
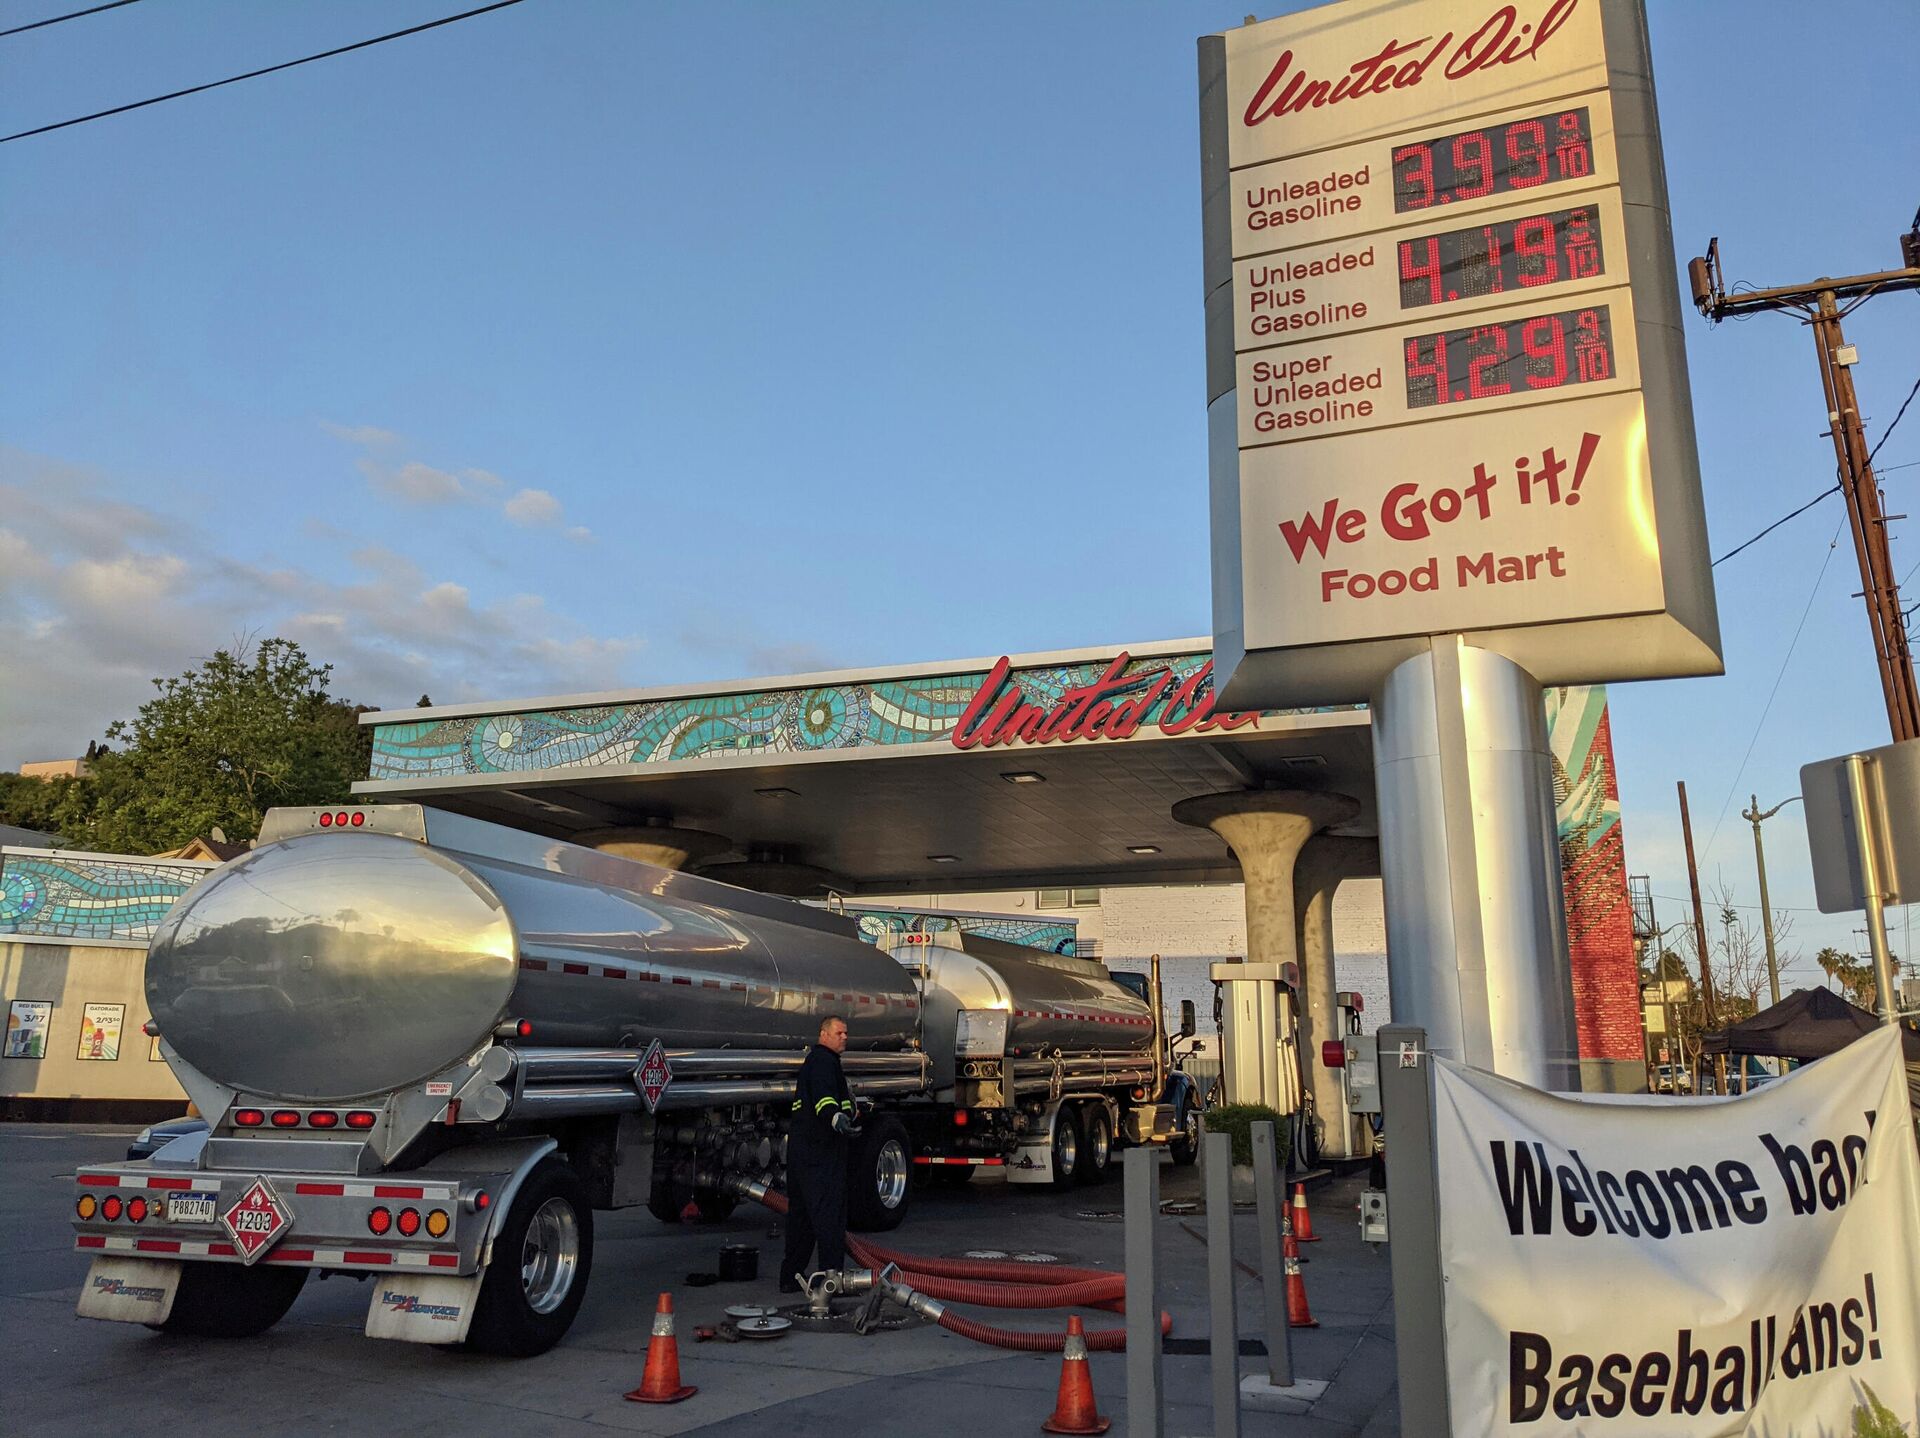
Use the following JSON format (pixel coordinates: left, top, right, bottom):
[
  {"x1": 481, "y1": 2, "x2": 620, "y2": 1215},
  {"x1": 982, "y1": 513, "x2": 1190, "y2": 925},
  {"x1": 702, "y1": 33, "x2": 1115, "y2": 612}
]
[
  {"x1": 1173, "y1": 790, "x2": 1359, "y2": 1111},
  {"x1": 577, "y1": 824, "x2": 730, "y2": 872},
  {"x1": 1294, "y1": 835, "x2": 1379, "y2": 1161}
]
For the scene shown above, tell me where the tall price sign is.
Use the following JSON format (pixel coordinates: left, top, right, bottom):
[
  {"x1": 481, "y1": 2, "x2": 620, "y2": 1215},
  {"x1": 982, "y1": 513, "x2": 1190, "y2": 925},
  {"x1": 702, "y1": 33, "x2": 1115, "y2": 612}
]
[{"x1": 1200, "y1": 0, "x2": 1721, "y2": 707}]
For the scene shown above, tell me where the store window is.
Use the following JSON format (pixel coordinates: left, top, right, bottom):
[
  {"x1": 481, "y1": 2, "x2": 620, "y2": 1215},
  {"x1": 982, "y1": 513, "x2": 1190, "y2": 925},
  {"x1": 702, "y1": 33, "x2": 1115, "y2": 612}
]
[{"x1": 1036, "y1": 887, "x2": 1100, "y2": 909}]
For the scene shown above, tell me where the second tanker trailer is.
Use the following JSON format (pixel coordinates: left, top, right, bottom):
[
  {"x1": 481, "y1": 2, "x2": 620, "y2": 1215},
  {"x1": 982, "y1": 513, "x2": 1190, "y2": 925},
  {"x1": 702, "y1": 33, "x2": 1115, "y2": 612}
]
[{"x1": 64, "y1": 804, "x2": 1199, "y2": 1355}]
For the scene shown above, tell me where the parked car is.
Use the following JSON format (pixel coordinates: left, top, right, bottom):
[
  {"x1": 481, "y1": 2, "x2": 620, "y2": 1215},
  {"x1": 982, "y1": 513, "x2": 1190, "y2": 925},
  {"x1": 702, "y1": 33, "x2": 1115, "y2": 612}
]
[{"x1": 126, "y1": 1116, "x2": 208, "y2": 1161}]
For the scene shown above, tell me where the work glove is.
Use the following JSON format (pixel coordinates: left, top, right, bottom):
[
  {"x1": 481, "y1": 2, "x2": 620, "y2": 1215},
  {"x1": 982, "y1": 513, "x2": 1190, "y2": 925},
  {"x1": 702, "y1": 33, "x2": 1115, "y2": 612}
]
[{"x1": 830, "y1": 1109, "x2": 855, "y2": 1137}]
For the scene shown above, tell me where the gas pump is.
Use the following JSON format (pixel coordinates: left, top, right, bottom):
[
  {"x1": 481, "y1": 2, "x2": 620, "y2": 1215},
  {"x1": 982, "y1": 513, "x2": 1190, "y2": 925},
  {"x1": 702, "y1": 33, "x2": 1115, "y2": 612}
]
[{"x1": 1205, "y1": 958, "x2": 1304, "y2": 1115}]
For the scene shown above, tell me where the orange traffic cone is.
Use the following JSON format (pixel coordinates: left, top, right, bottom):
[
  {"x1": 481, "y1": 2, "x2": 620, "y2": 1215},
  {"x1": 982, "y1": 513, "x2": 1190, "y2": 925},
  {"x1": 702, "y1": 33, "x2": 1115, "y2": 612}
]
[
  {"x1": 1284, "y1": 1234, "x2": 1318, "y2": 1329},
  {"x1": 1041, "y1": 1315, "x2": 1111, "y2": 1435},
  {"x1": 624, "y1": 1292, "x2": 698, "y2": 1404},
  {"x1": 1291, "y1": 1182, "x2": 1319, "y2": 1242}
]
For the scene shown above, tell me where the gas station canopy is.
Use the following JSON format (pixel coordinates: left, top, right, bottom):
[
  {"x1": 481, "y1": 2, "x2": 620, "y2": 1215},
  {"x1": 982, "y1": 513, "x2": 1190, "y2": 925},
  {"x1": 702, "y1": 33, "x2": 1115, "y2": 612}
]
[{"x1": 354, "y1": 639, "x2": 1375, "y2": 893}]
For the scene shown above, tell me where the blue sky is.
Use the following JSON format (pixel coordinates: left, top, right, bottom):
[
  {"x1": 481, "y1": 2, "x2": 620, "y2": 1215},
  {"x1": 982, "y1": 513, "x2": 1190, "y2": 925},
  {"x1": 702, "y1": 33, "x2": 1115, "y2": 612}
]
[{"x1": 2, "y1": 0, "x2": 1916, "y2": 976}]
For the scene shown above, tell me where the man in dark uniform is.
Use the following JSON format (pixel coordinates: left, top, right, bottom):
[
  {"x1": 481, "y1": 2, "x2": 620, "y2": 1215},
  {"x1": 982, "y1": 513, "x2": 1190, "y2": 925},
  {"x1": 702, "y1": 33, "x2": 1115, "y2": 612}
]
[{"x1": 781, "y1": 1014, "x2": 855, "y2": 1291}]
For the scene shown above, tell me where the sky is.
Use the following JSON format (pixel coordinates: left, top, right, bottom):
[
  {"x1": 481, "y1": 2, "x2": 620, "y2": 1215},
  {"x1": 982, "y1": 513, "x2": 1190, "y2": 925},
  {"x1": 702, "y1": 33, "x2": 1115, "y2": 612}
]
[{"x1": 2, "y1": 0, "x2": 1917, "y2": 977}]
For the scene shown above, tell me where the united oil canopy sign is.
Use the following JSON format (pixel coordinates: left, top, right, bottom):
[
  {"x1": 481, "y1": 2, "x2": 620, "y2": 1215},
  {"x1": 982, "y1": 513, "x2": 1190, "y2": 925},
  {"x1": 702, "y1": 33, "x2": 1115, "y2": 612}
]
[
  {"x1": 1198, "y1": 0, "x2": 1721, "y2": 708},
  {"x1": 1433, "y1": 1027, "x2": 1920, "y2": 1435}
]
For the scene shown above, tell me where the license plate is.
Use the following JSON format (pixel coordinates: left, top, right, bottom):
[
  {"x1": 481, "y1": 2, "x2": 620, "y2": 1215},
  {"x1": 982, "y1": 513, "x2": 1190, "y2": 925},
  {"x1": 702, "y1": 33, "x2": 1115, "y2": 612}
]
[{"x1": 167, "y1": 1193, "x2": 219, "y2": 1224}]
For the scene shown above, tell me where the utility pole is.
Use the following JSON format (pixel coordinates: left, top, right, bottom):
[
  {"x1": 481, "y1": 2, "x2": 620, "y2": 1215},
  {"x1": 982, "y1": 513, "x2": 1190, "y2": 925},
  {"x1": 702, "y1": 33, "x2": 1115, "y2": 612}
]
[
  {"x1": 1677, "y1": 781, "x2": 1719, "y2": 1029},
  {"x1": 1741, "y1": 793, "x2": 1802, "y2": 1009},
  {"x1": 1689, "y1": 220, "x2": 1920, "y2": 742}
]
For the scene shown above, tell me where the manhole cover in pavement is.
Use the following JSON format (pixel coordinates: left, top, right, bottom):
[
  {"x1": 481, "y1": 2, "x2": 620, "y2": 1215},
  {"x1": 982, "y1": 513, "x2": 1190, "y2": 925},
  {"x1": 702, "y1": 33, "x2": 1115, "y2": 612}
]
[
  {"x1": 1076, "y1": 1210, "x2": 1124, "y2": 1222},
  {"x1": 960, "y1": 1248, "x2": 1010, "y2": 1259},
  {"x1": 1011, "y1": 1251, "x2": 1059, "y2": 1263}
]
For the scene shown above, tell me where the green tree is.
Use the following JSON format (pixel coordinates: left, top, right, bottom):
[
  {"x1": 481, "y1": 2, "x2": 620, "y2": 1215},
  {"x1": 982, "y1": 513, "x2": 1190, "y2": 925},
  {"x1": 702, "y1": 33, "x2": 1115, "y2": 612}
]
[
  {"x1": 52, "y1": 639, "x2": 366, "y2": 853},
  {"x1": 0, "y1": 771, "x2": 77, "y2": 836}
]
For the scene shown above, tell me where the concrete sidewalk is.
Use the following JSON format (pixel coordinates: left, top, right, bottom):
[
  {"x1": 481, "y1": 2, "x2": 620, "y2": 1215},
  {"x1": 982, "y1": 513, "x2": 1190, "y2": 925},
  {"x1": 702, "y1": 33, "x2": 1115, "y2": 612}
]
[{"x1": 2, "y1": 1125, "x2": 1399, "y2": 1436}]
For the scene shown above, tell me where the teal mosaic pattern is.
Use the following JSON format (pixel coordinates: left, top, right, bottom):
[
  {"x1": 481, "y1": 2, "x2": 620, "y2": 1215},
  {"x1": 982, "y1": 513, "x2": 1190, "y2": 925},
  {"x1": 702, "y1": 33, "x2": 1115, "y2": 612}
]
[
  {"x1": 368, "y1": 652, "x2": 1355, "y2": 781},
  {"x1": 0, "y1": 852, "x2": 210, "y2": 945},
  {"x1": 848, "y1": 908, "x2": 1079, "y2": 957}
]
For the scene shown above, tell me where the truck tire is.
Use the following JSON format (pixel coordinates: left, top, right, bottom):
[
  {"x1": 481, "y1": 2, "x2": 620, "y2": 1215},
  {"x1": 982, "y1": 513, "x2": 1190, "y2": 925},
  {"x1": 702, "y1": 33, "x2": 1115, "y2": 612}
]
[
  {"x1": 1049, "y1": 1106, "x2": 1083, "y2": 1191},
  {"x1": 151, "y1": 1261, "x2": 307, "y2": 1338},
  {"x1": 694, "y1": 1188, "x2": 739, "y2": 1223},
  {"x1": 1075, "y1": 1104, "x2": 1113, "y2": 1186},
  {"x1": 1169, "y1": 1098, "x2": 1200, "y2": 1166},
  {"x1": 847, "y1": 1117, "x2": 912, "y2": 1232},
  {"x1": 465, "y1": 1158, "x2": 594, "y2": 1357}
]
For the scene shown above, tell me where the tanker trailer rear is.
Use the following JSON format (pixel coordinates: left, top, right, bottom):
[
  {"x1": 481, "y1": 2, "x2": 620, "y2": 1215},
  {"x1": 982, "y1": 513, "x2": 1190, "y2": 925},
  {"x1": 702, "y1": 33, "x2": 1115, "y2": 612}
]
[
  {"x1": 67, "y1": 804, "x2": 927, "y2": 1355},
  {"x1": 881, "y1": 930, "x2": 1202, "y2": 1189}
]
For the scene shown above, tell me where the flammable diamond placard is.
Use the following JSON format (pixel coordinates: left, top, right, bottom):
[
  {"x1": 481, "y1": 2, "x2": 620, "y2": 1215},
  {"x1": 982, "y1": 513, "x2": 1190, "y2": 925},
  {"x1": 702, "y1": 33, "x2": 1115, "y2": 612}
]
[
  {"x1": 636, "y1": 1039, "x2": 673, "y2": 1115},
  {"x1": 221, "y1": 1177, "x2": 292, "y2": 1265}
]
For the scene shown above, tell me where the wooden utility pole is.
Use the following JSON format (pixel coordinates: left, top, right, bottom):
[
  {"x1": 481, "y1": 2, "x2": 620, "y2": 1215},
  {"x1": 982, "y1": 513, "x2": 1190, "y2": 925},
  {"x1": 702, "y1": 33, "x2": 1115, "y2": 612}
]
[
  {"x1": 1688, "y1": 230, "x2": 1920, "y2": 741},
  {"x1": 1677, "y1": 781, "x2": 1718, "y2": 1029}
]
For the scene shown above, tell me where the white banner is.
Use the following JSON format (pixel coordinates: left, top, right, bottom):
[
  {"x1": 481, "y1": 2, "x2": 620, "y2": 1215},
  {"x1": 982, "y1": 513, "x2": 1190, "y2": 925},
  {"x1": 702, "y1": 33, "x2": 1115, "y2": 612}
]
[{"x1": 1434, "y1": 1027, "x2": 1920, "y2": 1436}]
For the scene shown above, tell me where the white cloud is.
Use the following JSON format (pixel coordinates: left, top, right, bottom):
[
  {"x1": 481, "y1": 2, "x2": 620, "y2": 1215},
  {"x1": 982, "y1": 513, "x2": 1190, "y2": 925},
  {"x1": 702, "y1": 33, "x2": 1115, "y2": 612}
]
[
  {"x1": 0, "y1": 448, "x2": 646, "y2": 770},
  {"x1": 504, "y1": 487, "x2": 563, "y2": 526},
  {"x1": 327, "y1": 426, "x2": 587, "y2": 539}
]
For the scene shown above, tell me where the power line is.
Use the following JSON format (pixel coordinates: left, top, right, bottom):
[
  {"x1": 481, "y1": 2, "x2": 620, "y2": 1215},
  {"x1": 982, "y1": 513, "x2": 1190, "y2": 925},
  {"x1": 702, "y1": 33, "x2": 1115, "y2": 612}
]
[
  {"x1": 1711, "y1": 483, "x2": 1840, "y2": 567},
  {"x1": 0, "y1": 0, "x2": 525, "y2": 145},
  {"x1": 0, "y1": 0, "x2": 138, "y2": 40},
  {"x1": 1701, "y1": 514, "x2": 1844, "y2": 862},
  {"x1": 1868, "y1": 374, "x2": 1920, "y2": 465}
]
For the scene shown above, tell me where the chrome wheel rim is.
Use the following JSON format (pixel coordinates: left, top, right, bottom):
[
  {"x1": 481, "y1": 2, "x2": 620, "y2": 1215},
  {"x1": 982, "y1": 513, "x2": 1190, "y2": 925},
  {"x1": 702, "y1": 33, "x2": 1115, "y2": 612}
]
[
  {"x1": 875, "y1": 1138, "x2": 909, "y2": 1209},
  {"x1": 521, "y1": 1197, "x2": 580, "y2": 1314},
  {"x1": 1088, "y1": 1115, "x2": 1110, "y2": 1168},
  {"x1": 1055, "y1": 1121, "x2": 1078, "y2": 1174}
]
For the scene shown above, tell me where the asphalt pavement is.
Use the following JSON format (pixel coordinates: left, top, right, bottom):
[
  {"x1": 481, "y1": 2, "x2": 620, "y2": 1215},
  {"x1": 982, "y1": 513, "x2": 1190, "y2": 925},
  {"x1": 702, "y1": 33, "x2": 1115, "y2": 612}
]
[{"x1": 1, "y1": 1124, "x2": 1399, "y2": 1436}]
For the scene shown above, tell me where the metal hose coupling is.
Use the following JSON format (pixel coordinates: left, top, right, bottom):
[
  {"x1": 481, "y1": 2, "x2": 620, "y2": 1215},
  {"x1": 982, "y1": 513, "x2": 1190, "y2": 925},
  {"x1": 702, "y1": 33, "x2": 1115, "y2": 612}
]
[
  {"x1": 724, "y1": 1174, "x2": 771, "y2": 1203},
  {"x1": 881, "y1": 1275, "x2": 947, "y2": 1323}
]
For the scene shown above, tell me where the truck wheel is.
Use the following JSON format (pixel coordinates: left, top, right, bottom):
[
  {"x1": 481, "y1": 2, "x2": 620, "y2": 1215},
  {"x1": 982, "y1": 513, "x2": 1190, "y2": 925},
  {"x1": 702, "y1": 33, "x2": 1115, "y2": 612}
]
[
  {"x1": 694, "y1": 1189, "x2": 738, "y2": 1223},
  {"x1": 151, "y1": 1262, "x2": 307, "y2": 1338},
  {"x1": 1049, "y1": 1106, "x2": 1083, "y2": 1191},
  {"x1": 1169, "y1": 1099, "x2": 1200, "y2": 1166},
  {"x1": 1076, "y1": 1105, "x2": 1112, "y2": 1186},
  {"x1": 465, "y1": 1158, "x2": 594, "y2": 1357},
  {"x1": 847, "y1": 1117, "x2": 913, "y2": 1232}
]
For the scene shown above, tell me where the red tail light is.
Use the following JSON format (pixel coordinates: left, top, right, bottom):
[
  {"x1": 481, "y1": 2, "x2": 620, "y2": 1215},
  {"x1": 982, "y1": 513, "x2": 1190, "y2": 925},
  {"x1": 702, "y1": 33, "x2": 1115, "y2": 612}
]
[
  {"x1": 127, "y1": 1197, "x2": 149, "y2": 1223},
  {"x1": 102, "y1": 1196, "x2": 124, "y2": 1221},
  {"x1": 234, "y1": 1109, "x2": 265, "y2": 1127},
  {"x1": 350, "y1": 811, "x2": 366, "y2": 827},
  {"x1": 307, "y1": 1110, "x2": 338, "y2": 1129},
  {"x1": 952, "y1": 1110, "x2": 969, "y2": 1127},
  {"x1": 336, "y1": 812, "x2": 350, "y2": 826},
  {"x1": 1322, "y1": 1041, "x2": 1347, "y2": 1069},
  {"x1": 141, "y1": 1020, "x2": 159, "y2": 1037},
  {"x1": 271, "y1": 1110, "x2": 301, "y2": 1128},
  {"x1": 473, "y1": 1191, "x2": 490, "y2": 1211},
  {"x1": 345, "y1": 1111, "x2": 377, "y2": 1129},
  {"x1": 396, "y1": 1208, "x2": 422, "y2": 1237},
  {"x1": 368, "y1": 1207, "x2": 393, "y2": 1236},
  {"x1": 319, "y1": 811, "x2": 334, "y2": 826},
  {"x1": 516, "y1": 1019, "x2": 532, "y2": 1038}
]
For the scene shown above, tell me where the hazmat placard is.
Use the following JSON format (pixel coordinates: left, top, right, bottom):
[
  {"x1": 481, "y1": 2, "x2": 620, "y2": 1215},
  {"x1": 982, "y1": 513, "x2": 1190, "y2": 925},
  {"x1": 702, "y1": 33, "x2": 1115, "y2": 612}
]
[{"x1": 1432, "y1": 1027, "x2": 1920, "y2": 1435}]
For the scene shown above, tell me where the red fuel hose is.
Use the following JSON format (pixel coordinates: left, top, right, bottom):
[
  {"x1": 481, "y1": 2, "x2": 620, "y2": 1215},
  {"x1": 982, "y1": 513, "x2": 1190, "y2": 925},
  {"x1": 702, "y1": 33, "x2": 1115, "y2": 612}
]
[{"x1": 747, "y1": 1185, "x2": 1170, "y2": 1352}]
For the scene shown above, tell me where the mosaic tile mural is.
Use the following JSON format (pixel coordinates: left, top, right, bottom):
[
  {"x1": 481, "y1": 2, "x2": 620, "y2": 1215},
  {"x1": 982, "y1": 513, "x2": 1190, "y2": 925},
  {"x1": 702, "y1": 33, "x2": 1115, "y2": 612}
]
[
  {"x1": 1547, "y1": 684, "x2": 1639, "y2": 1065},
  {"x1": 844, "y1": 907, "x2": 1079, "y2": 957},
  {"x1": 367, "y1": 652, "x2": 1355, "y2": 781},
  {"x1": 0, "y1": 852, "x2": 213, "y2": 946}
]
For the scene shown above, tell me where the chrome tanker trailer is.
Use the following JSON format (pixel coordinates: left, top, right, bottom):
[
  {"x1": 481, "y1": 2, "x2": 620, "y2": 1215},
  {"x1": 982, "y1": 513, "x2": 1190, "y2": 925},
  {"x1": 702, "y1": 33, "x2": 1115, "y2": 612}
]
[
  {"x1": 64, "y1": 804, "x2": 1195, "y2": 1356},
  {"x1": 875, "y1": 928, "x2": 1200, "y2": 1186}
]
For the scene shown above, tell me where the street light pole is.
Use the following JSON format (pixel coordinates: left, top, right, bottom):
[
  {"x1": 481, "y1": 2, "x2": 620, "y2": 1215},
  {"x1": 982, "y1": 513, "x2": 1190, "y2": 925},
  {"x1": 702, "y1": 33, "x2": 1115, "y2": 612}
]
[{"x1": 1741, "y1": 794, "x2": 1803, "y2": 1009}]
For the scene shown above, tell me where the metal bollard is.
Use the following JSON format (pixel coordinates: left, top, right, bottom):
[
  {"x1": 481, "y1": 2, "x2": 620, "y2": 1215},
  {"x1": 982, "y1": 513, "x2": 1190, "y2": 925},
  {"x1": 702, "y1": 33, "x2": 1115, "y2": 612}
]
[
  {"x1": 1250, "y1": 1121, "x2": 1293, "y2": 1388},
  {"x1": 1202, "y1": 1130, "x2": 1240, "y2": 1438},
  {"x1": 1123, "y1": 1147, "x2": 1163, "y2": 1437}
]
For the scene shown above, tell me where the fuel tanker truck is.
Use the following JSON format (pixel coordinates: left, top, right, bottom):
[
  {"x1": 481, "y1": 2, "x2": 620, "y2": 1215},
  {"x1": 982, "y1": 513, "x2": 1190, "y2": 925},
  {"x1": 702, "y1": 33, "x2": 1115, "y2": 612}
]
[{"x1": 66, "y1": 805, "x2": 1198, "y2": 1355}]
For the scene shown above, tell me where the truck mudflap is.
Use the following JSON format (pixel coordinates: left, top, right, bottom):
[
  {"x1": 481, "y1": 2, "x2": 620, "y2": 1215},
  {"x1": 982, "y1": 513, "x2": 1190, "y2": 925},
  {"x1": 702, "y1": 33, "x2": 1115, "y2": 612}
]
[
  {"x1": 76, "y1": 1256, "x2": 180, "y2": 1324},
  {"x1": 365, "y1": 1272, "x2": 486, "y2": 1344}
]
